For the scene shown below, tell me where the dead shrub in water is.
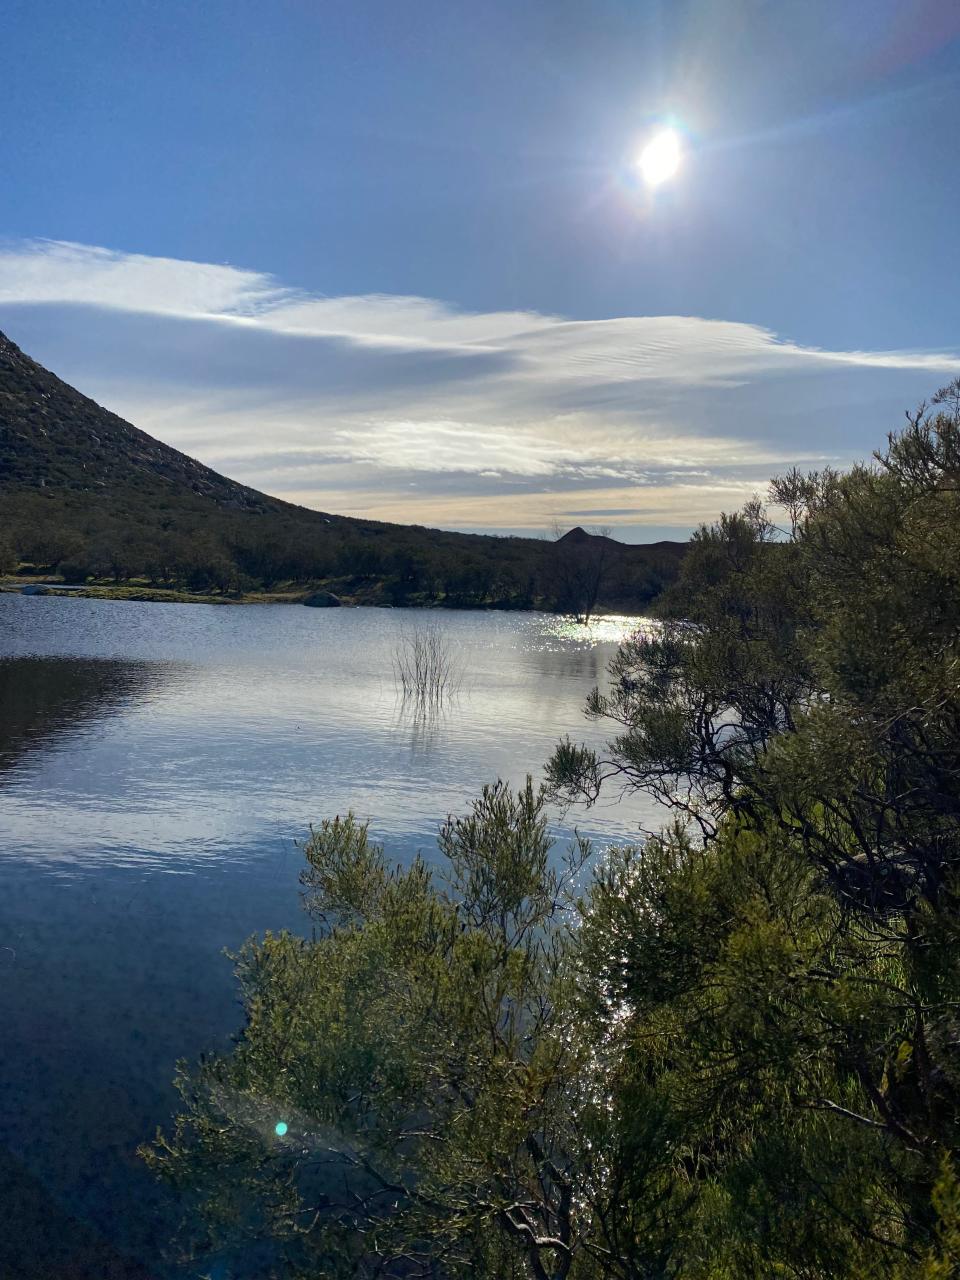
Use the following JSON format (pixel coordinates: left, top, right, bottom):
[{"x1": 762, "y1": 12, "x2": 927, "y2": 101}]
[{"x1": 392, "y1": 627, "x2": 463, "y2": 708}]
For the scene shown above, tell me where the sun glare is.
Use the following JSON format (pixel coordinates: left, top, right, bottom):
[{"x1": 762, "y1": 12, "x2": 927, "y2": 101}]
[{"x1": 637, "y1": 128, "x2": 682, "y2": 187}]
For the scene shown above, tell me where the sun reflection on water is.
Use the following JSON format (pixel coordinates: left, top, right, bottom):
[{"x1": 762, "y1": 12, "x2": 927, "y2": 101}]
[{"x1": 536, "y1": 613, "x2": 659, "y2": 646}]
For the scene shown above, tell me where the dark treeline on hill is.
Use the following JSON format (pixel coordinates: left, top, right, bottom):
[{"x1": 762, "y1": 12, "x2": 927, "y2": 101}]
[
  {"x1": 144, "y1": 383, "x2": 960, "y2": 1277},
  {"x1": 0, "y1": 329, "x2": 682, "y2": 612}
]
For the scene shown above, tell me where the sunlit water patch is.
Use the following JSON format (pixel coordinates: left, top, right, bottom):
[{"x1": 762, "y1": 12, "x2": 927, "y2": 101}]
[{"x1": 533, "y1": 611, "x2": 658, "y2": 647}]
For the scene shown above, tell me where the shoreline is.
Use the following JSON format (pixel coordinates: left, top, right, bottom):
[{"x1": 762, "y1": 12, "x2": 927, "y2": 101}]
[{"x1": 0, "y1": 580, "x2": 553, "y2": 611}]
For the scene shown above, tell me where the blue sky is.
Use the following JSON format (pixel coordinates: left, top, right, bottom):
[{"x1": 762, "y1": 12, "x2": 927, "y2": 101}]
[{"x1": 2, "y1": 0, "x2": 959, "y2": 539}]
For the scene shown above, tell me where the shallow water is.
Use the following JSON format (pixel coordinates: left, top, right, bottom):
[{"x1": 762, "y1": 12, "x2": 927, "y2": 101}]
[{"x1": 0, "y1": 595, "x2": 657, "y2": 1275}]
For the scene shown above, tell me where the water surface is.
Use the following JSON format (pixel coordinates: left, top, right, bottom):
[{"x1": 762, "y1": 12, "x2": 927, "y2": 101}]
[{"x1": 0, "y1": 596, "x2": 656, "y2": 1275}]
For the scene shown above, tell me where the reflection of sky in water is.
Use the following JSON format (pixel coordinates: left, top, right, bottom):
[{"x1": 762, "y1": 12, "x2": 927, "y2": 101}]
[
  {"x1": 0, "y1": 596, "x2": 658, "y2": 1274},
  {"x1": 0, "y1": 597, "x2": 659, "y2": 872}
]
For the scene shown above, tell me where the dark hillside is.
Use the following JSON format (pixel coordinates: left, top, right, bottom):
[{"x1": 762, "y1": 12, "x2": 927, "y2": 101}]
[
  {"x1": 0, "y1": 329, "x2": 275, "y2": 510},
  {"x1": 0, "y1": 328, "x2": 685, "y2": 609}
]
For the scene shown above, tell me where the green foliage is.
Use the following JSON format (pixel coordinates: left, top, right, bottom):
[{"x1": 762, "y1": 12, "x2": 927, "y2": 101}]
[
  {"x1": 897, "y1": 1157, "x2": 960, "y2": 1279},
  {"x1": 146, "y1": 801, "x2": 958, "y2": 1278},
  {"x1": 148, "y1": 385, "x2": 960, "y2": 1275},
  {"x1": 544, "y1": 380, "x2": 960, "y2": 1272},
  {"x1": 580, "y1": 818, "x2": 935, "y2": 1277},
  {"x1": 145, "y1": 783, "x2": 618, "y2": 1279},
  {"x1": 549, "y1": 380, "x2": 960, "y2": 900}
]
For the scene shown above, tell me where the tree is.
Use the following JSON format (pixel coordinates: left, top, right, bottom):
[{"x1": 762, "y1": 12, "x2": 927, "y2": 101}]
[
  {"x1": 577, "y1": 814, "x2": 939, "y2": 1276},
  {"x1": 546, "y1": 383, "x2": 960, "y2": 1255},
  {"x1": 544, "y1": 526, "x2": 614, "y2": 623},
  {"x1": 144, "y1": 783, "x2": 656, "y2": 1279},
  {"x1": 0, "y1": 537, "x2": 17, "y2": 575},
  {"x1": 21, "y1": 523, "x2": 82, "y2": 570},
  {"x1": 143, "y1": 795, "x2": 958, "y2": 1277},
  {"x1": 548, "y1": 386, "x2": 960, "y2": 893},
  {"x1": 548, "y1": 498, "x2": 814, "y2": 835}
]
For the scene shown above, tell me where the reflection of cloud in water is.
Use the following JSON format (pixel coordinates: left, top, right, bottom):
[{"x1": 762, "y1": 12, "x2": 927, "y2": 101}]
[{"x1": 0, "y1": 601, "x2": 663, "y2": 872}]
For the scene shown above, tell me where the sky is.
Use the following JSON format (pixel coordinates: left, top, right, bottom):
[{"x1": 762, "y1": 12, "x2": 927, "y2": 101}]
[{"x1": 1, "y1": 0, "x2": 959, "y2": 541}]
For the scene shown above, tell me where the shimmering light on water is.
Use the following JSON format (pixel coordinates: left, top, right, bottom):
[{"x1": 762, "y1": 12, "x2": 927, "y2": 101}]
[{"x1": 539, "y1": 613, "x2": 660, "y2": 646}]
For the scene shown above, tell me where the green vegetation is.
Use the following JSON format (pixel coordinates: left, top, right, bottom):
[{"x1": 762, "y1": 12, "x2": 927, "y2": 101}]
[
  {"x1": 143, "y1": 382, "x2": 960, "y2": 1275},
  {"x1": 0, "y1": 328, "x2": 681, "y2": 611}
]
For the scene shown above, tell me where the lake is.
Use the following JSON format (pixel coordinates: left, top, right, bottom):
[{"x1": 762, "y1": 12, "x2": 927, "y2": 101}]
[{"x1": 0, "y1": 595, "x2": 658, "y2": 1277}]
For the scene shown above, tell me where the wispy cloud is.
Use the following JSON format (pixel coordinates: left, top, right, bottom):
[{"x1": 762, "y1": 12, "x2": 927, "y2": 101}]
[{"x1": 1, "y1": 238, "x2": 957, "y2": 538}]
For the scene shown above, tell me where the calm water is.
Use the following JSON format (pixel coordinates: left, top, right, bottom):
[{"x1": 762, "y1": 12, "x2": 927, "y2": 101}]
[{"x1": 0, "y1": 595, "x2": 657, "y2": 1277}]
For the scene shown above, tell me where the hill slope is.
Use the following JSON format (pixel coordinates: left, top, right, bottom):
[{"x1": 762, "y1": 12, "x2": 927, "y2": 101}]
[
  {"x1": 0, "y1": 329, "x2": 276, "y2": 511},
  {"x1": 0, "y1": 327, "x2": 684, "y2": 609}
]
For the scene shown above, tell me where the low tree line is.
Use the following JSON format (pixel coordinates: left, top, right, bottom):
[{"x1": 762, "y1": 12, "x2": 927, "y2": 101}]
[{"x1": 0, "y1": 490, "x2": 679, "y2": 611}]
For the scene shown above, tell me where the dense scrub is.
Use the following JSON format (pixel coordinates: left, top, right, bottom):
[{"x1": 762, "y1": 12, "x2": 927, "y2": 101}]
[{"x1": 144, "y1": 389, "x2": 960, "y2": 1277}]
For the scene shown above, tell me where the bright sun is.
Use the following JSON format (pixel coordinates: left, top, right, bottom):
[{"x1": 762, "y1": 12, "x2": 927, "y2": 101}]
[{"x1": 637, "y1": 128, "x2": 683, "y2": 187}]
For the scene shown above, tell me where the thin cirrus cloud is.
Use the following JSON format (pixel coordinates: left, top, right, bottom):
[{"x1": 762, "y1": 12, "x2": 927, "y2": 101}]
[{"x1": 1, "y1": 238, "x2": 958, "y2": 539}]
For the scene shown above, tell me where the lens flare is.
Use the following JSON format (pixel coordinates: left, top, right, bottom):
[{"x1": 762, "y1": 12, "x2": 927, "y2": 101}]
[
  {"x1": 274, "y1": 1121, "x2": 288, "y2": 1137},
  {"x1": 637, "y1": 128, "x2": 683, "y2": 187}
]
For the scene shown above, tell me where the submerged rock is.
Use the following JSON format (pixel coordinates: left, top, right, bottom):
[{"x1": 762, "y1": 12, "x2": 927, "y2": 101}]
[{"x1": 301, "y1": 591, "x2": 342, "y2": 608}]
